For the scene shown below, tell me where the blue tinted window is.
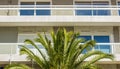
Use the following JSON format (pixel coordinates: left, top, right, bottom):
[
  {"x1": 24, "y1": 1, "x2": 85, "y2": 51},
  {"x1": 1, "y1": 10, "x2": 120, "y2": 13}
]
[
  {"x1": 93, "y1": 2, "x2": 110, "y2": 15},
  {"x1": 20, "y1": 2, "x2": 34, "y2": 16},
  {"x1": 78, "y1": 36, "x2": 92, "y2": 53},
  {"x1": 118, "y1": 2, "x2": 120, "y2": 15},
  {"x1": 20, "y1": 10, "x2": 34, "y2": 15},
  {"x1": 36, "y1": 10, "x2": 50, "y2": 15},
  {"x1": 75, "y1": 2, "x2": 110, "y2": 16},
  {"x1": 93, "y1": 10, "x2": 110, "y2": 15},
  {"x1": 36, "y1": 2, "x2": 50, "y2": 16},
  {"x1": 94, "y1": 36, "x2": 111, "y2": 53},
  {"x1": 94, "y1": 36, "x2": 110, "y2": 43},
  {"x1": 78, "y1": 36, "x2": 91, "y2": 42},
  {"x1": 75, "y1": 10, "x2": 92, "y2": 15},
  {"x1": 75, "y1": 2, "x2": 92, "y2": 16}
]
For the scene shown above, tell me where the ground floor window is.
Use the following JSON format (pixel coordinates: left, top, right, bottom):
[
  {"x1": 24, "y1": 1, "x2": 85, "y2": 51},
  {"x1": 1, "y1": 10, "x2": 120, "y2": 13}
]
[{"x1": 78, "y1": 35, "x2": 111, "y2": 53}]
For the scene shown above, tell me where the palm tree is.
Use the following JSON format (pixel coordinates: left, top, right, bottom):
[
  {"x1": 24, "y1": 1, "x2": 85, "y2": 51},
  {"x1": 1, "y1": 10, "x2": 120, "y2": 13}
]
[{"x1": 5, "y1": 28, "x2": 114, "y2": 69}]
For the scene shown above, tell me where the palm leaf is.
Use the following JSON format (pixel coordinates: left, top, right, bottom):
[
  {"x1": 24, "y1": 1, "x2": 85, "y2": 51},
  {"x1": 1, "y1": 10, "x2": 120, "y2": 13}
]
[{"x1": 4, "y1": 63, "x2": 31, "y2": 69}]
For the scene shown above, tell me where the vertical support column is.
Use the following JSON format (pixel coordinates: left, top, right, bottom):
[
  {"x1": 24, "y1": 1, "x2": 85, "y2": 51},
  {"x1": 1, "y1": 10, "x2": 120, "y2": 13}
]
[
  {"x1": 113, "y1": 26, "x2": 119, "y2": 42},
  {"x1": 111, "y1": 0, "x2": 116, "y2": 5},
  {"x1": 0, "y1": 0, "x2": 18, "y2": 16},
  {"x1": 113, "y1": 26, "x2": 120, "y2": 54},
  {"x1": 111, "y1": 0, "x2": 118, "y2": 16}
]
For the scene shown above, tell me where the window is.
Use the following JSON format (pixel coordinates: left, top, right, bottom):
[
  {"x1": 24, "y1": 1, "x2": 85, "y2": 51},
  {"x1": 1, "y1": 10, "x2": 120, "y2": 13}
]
[
  {"x1": 20, "y1": 2, "x2": 51, "y2": 16},
  {"x1": 93, "y1": 2, "x2": 110, "y2": 15},
  {"x1": 36, "y1": 2, "x2": 51, "y2": 15},
  {"x1": 75, "y1": 2, "x2": 92, "y2": 16},
  {"x1": 94, "y1": 36, "x2": 111, "y2": 53},
  {"x1": 75, "y1": 1, "x2": 110, "y2": 16},
  {"x1": 78, "y1": 36, "x2": 91, "y2": 42},
  {"x1": 78, "y1": 36, "x2": 92, "y2": 53},
  {"x1": 20, "y1": 2, "x2": 34, "y2": 15},
  {"x1": 78, "y1": 35, "x2": 111, "y2": 53},
  {"x1": 118, "y1": 2, "x2": 120, "y2": 15}
]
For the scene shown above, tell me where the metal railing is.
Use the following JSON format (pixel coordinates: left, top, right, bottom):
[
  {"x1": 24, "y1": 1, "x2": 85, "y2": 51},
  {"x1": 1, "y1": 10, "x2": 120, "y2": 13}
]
[
  {"x1": 0, "y1": 43, "x2": 120, "y2": 61},
  {"x1": 0, "y1": 43, "x2": 119, "y2": 54},
  {"x1": 0, "y1": 5, "x2": 120, "y2": 16}
]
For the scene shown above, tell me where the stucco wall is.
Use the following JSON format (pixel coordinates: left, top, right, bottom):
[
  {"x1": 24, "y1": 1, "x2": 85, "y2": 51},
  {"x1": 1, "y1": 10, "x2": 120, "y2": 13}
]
[
  {"x1": 0, "y1": 27, "x2": 18, "y2": 43},
  {"x1": 0, "y1": 27, "x2": 18, "y2": 54}
]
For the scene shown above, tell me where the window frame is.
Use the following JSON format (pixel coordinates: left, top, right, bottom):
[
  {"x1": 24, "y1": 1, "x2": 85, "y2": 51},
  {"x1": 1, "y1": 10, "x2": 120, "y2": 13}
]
[
  {"x1": 117, "y1": 1, "x2": 120, "y2": 15},
  {"x1": 19, "y1": 1, "x2": 51, "y2": 16},
  {"x1": 92, "y1": 1, "x2": 111, "y2": 16},
  {"x1": 74, "y1": 1, "x2": 110, "y2": 16},
  {"x1": 75, "y1": 1, "x2": 92, "y2": 16},
  {"x1": 36, "y1": 2, "x2": 51, "y2": 16},
  {"x1": 20, "y1": 2, "x2": 35, "y2": 16},
  {"x1": 78, "y1": 35, "x2": 111, "y2": 53}
]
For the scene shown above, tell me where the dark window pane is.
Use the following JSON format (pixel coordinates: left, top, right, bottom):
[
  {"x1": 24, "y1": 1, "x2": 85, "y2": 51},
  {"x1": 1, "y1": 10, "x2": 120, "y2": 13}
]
[
  {"x1": 78, "y1": 36, "x2": 92, "y2": 53},
  {"x1": 94, "y1": 36, "x2": 110, "y2": 43},
  {"x1": 78, "y1": 36, "x2": 91, "y2": 41},
  {"x1": 36, "y1": 10, "x2": 50, "y2": 15},
  {"x1": 93, "y1": 10, "x2": 110, "y2": 15},
  {"x1": 118, "y1": 2, "x2": 120, "y2": 15},
  {"x1": 36, "y1": 2, "x2": 50, "y2": 15},
  {"x1": 21, "y1": 2, "x2": 34, "y2": 5},
  {"x1": 94, "y1": 36, "x2": 111, "y2": 53},
  {"x1": 75, "y1": 2, "x2": 91, "y2": 5},
  {"x1": 20, "y1": 2, "x2": 34, "y2": 16},
  {"x1": 93, "y1": 2, "x2": 110, "y2": 15},
  {"x1": 36, "y1": 2, "x2": 50, "y2": 5},
  {"x1": 75, "y1": 2, "x2": 92, "y2": 16},
  {"x1": 20, "y1": 10, "x2": 34, "y2": 15},
  {"x1": 75, "y1": 10, "x2": 92, "y2": 15}
]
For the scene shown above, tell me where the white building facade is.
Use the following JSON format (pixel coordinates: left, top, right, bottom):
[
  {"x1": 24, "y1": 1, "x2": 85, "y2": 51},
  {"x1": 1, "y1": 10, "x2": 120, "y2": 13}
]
[{"x1": 0, "y1": 0, "x2": 120, "y2": 69}]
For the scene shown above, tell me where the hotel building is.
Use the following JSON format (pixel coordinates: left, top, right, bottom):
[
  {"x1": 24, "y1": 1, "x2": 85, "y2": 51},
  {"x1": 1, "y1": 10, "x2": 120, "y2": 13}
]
[{"x1": 0, "y1": 0, "x2": 120, "y2": 69}]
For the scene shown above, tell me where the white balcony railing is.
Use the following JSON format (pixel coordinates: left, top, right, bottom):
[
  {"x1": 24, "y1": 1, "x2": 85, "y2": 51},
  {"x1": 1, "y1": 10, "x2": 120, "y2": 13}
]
[
  {"x1": 0, "y1": 43, "x2": 120, "y2": 62},
  {"x1": 0, "y1": 5, "x2": 120, "y2": 16}
]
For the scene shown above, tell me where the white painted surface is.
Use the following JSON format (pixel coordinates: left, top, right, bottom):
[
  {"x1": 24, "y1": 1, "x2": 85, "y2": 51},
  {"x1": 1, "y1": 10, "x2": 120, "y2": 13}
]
[
  {"x1": 0, "y1": 16, "x2": 120, "y2": 26},
  {"x1": 0, "y1": 16, "x2": 120, "y2": 22},
  {"x1": 0, "y1": 43, "x2": 119, "y2": 63}
]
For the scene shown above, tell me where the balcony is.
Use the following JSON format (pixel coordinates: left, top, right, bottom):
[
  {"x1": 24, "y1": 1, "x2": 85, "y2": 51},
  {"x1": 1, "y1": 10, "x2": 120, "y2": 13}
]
[
  {"x1": 0, "y1": 5, "x2": 120, "y2": 26},
  {"x1": 0, "y1": 43, "x2": 120, "y2": 64}
]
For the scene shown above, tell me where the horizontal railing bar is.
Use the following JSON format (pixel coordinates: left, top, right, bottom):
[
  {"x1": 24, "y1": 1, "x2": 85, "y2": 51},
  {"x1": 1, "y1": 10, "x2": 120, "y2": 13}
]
[
  {"x1": 0, "y1": 8, "x2": 119, "y2": 10},
  {"x1": 0, "y1": 43, "x2": 120, "y2": 45},
  {"x1": 0, "y1": 5, "x2": 120, "y2": 7}
]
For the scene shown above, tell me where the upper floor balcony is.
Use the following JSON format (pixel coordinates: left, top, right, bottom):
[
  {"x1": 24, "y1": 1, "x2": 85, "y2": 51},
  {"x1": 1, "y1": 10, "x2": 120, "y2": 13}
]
[
  {"x1": 0, "y1": 43, "x2": 120, "y2": 64},
  {"x1": 0, "y1": 5, "x2": 120, "y2": 26}
]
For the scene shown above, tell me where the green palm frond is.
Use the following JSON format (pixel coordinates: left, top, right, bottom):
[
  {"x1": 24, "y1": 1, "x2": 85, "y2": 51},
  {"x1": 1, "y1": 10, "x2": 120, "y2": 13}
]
[
  {"x1": 84, "y1": 53, "x2": 114, "y2": 66},
  {"x1": 5, "y1": 28, "x2": 114, "y2": 69},
  {"x1": 20, "y1": 46, "x2": 46, "y2": 68},
  {"x1": 4, "y1": 63, "x2": 31, "y2": 69}
]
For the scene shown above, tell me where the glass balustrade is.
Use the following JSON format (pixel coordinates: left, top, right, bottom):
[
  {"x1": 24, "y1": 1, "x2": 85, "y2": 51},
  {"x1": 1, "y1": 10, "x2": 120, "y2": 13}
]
[
  {"x1": 0, "y1": 5, "x2": 119, "y2": 16},
  {"x1": 0, "y1": 43, "x2": 117, "y2": 54}
]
